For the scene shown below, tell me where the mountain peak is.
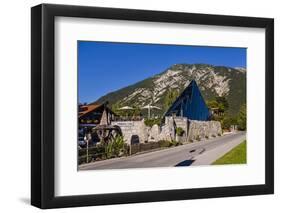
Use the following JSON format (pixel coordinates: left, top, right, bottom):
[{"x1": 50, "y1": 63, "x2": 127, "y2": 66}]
[
  {"x1": 96, "y1": 63, "x2": 246, "y2": 116},
  {"x1": 235, "y1": 67, "x2": 247, "y2": 73}
]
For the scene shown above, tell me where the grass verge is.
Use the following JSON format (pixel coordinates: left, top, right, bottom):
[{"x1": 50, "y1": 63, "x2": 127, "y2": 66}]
[{"x1": 212, "y1": 140, "x2": 246, "y2": 165}]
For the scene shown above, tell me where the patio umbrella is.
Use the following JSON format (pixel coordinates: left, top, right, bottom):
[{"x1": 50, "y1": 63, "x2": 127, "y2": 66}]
[
  {"x1": 142, "y1": 104, "x2": 161, "y2": 118},
  {"x1": 118, "y1": 106, "x2": 134, "y2": 118},
  {"x1": 119, "y1": 106, "x2": 134, "y2": 110}
]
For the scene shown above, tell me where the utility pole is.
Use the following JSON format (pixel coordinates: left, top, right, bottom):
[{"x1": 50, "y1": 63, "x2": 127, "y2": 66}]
[{"x1": 86, "y1": 139, "x2": 89, "y2": 163}]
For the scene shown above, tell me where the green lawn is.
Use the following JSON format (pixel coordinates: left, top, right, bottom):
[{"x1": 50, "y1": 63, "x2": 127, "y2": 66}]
[{"x1": 212, "y1": 141, "x2": 247, "y2": 165}]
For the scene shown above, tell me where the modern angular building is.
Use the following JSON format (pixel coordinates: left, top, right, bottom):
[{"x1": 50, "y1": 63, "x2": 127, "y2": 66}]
[{"x1": 163, "y1": 80, "x2": 210, "y2": 121}]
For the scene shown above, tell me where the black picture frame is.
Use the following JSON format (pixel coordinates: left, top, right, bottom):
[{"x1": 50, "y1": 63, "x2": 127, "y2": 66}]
[{"x1": 31, "y1": 3, "x2": 274, "y2": 209}]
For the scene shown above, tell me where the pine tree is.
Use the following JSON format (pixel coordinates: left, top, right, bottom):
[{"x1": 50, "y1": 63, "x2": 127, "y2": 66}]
[
  {"x1": 237, "y1": 104, "x2": 246, "y2": 130},
  {"x1": 164, "y1": 89, "x2": 179, "y2": 111}
]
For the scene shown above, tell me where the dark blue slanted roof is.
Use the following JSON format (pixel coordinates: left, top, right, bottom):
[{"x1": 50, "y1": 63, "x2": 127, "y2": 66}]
[{"x1": 164, "y1": 80, "x2": 210, "y2": 121}]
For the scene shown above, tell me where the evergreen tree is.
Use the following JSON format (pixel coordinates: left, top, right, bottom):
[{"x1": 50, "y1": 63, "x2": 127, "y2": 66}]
[
  {"x1": 237, "y1": 104, "x2": 246, "y2": 130},
  {"x1": 215, "y1": 96, "x2": 229, "y2": 111},
  {"x1": 164, "y1": 89, "x2": 179, "y2": 111}
]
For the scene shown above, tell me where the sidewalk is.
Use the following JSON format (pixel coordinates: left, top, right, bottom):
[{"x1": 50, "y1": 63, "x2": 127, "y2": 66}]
[{"x1": 191, "y1": 134, "x2": 246, "y2": 165}]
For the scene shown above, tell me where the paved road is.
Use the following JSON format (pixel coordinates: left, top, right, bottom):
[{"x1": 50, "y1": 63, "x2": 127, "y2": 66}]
[{"x1": 79, "y1": 132, "x2": 246, "y2": 170}]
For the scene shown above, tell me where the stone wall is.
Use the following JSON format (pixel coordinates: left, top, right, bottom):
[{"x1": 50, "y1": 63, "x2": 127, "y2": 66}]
[
  {"x1": 148, "y1": 124, "x2": 161, "y2": 142},
  {"x1": 112, "y1": 117, "x2": 222, "y2": 145},
  {"x1": 111, "y1": 120, "x2": 148, "y2": 144},
  {"x1": 187, "y1": 120, "x2": 222, "y2": 141},
  {"x1": 173, "y1": 117, "x2": 188, "y2": 142},
  {"x1": 158, "y1": 117, "x2": 222, "y2": 143},
  {"x1": 158, "y1": 116, "x2": 176, "y2": 141}
]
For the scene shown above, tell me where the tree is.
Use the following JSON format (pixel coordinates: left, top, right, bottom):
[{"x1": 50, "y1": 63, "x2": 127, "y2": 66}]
[
  {"x1": 111, "y1": 102, "x2": 121, "y2": 115},
  {"x1": 207, "y1": 97, "x2": 229, "y2": 112},
  {"x1": 216, "y1": 96, "x2": 229, "y2": 111},
  {"x1": 207, "y1": 100, "x2": 219, "y2": 109},
  {"x1": 164, "y1": 89, "x2": 179, "y2": 111},
  {"x1": 131, "y1": 104, "x2": 141, "y2": 117},
  {"x1": 237, "y1": 104, "x2": 246, "y2": 130},
  {"x1": 144, "y1": 118, "x2": 161, "y2": 127},
  {"x1": 222, "y1": 116, "x2": 234, "y2": 130}
]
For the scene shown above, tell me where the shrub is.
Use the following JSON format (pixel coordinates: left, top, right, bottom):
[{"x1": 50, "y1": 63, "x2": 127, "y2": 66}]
[
  {"x1": 237, "y1": 104, "x2": 246, "y2": 130},
  {"x1": 222, "y1": 116, "x2": 232, "y2": 130},
  {"x1": 169, "y1": 140, "x2": 179, "y2": 147},
  {"x1": 196, "y1": 135, "x2": 201, "y2": 141},
  {"x1": 78, "y1": 145, "x2": 105, "y2": 157},
  {"x1": 212, "y1": 134, "x2": 216, "y2": 138},
  {"x1": 158, "y1": 140, "x2": 171, "y2": 147},
  {"x1": 105, "y1": 135, "x2": 126, "y2": 158},
  {"x1": 79, "y1": 155, "x2": 92, "y2": 165},
  {"x1": 144, "y1": 118, "x2": 161, "y2": 127},
  {"x1": 123, "y1": 143, "x2": 130, "y2": 156},
  {"x1": 176, "y1": 127, "x2": 185, "y2": 136},
  {"x1": 78, "y1": 156, "x2": 85, "y2": 165},
  {"x1": 205, "y1": 135, "x2": 209, "y2": 139},
  {"x1": 105, "y1": 142, "x2": 114, "y2": 158},
  {"x1": 78, "y1": 136, "x2": 129, "y2": 164}
]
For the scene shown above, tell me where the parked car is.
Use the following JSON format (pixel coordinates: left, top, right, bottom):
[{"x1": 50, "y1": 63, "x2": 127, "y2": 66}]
[{"x1": 78, "y1": 131, "x2": 86, "y2": 148}]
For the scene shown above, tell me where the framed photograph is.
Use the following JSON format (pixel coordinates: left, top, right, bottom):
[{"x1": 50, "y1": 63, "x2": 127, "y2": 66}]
[{"x1": 31, "y1": 4, "x2": 274, "y2": 209}]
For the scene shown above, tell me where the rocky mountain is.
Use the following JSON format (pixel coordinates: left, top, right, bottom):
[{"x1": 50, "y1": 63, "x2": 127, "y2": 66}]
[{"x1": 95, "y1": 63, "x2": 246, "y2": 116}]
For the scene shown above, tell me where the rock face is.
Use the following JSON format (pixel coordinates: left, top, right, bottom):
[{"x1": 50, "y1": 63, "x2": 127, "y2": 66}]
[{"x1": 97, "y1": 63, "x2": 246, "y2": 116}]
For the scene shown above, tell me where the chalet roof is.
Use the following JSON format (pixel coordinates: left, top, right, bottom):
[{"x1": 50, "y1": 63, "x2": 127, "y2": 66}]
[{"x1": 78, "y1": 104, "x2": 103, "y2": 118}]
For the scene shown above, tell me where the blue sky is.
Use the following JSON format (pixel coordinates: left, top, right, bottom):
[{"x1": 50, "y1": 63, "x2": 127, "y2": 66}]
[{"x1": 78, "y1": 41, "x2": 246, "y2": 103}]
